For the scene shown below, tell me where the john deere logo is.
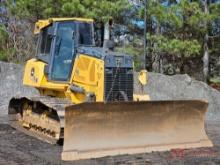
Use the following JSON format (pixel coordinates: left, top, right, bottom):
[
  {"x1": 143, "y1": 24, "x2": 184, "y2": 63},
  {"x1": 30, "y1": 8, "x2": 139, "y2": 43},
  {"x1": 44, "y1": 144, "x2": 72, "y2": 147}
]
[
  {"x1": 30, "y1": 68, "x2": 38, "y2": 83},
  {"x1": 31, "y1": 68, "x2": 35, "y2": 77}
]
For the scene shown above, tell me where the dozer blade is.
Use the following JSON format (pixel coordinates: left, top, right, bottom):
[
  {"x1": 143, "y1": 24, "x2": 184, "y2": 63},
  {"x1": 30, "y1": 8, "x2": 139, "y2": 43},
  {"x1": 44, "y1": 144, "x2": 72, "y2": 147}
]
[{"x1": 62, "y1": 100, "x2": 213, "y2": 161}]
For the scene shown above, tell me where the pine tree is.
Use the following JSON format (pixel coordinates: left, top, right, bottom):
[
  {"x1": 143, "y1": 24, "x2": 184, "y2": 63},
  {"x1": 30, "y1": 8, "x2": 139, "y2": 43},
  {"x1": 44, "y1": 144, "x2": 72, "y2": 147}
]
[
  {"x1": 140, "y1": 0, "x2": 220, "y2": 79},
  {"x1": 7, "y1": 0, "x2": 129, "y2": 23}
]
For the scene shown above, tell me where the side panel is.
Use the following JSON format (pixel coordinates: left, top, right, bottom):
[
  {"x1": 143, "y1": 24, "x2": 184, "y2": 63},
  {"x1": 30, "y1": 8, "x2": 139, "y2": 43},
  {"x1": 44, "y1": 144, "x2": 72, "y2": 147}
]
[
  {"x1": 66, "y1": 54, "x2": 104, "y2": 103},
  {"x1": 23, "y1": 59, "x2": 68, "y2": 97},
  {"x1": 23, "y1": 59, "x2": 46, "y2": 87}
]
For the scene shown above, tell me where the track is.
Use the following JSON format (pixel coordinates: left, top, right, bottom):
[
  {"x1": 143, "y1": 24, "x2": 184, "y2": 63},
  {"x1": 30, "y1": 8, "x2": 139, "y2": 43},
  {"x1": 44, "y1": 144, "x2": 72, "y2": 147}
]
[{"x1": 8, "y1": 96, "x2": 72, "y2": 144}]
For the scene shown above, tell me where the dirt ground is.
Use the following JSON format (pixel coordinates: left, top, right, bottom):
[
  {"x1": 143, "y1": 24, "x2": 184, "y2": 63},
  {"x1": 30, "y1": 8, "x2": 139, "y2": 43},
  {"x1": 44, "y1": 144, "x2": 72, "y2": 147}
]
[{"x1": 0, "y1": 116, "x2": 220, "y2": 165}]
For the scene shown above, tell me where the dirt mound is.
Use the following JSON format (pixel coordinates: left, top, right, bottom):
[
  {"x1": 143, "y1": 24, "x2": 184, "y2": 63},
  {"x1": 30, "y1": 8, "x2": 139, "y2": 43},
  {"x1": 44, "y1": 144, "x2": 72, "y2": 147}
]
[
  {"x1": 0, "y1": 61, "x2": 38, "y2": 118},
  {"x1": 134, "y1": 72, "x2": 220, "y2": 121},
  {"x1": 210, "y1": 84, "x2": 220, "y2": 91}
]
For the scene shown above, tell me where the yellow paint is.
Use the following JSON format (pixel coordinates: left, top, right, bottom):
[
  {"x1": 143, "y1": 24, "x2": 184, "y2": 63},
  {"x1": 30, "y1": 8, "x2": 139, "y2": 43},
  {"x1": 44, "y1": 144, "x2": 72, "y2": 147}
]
[
  {"x1": 34, "y1": 20, "x2": 51, "y2": 34},
  {"x1": 49, "y1": 18, "x2": 93, "y2": 22},
  {"x1": 23, "y1": 59, "x2": 68, "y2": 91},
  {"x1": 67, "y1": 54, "x2": 104, "y2": 103},
  {"x1": 22, "y1": 122, "x2": 30, "y2": 128},
  {"x1": 133, "y1": 94, "x2": 150, "y2": 101},
  {"x1": 23, "y1": 54, "x2": 104, "y2": 104},
  {"x1": 138, "y1": 70, "x2": 148, "y2": 86},
  {"x1": 34, "y1": 17, "x2": 94, "y2": 34}
]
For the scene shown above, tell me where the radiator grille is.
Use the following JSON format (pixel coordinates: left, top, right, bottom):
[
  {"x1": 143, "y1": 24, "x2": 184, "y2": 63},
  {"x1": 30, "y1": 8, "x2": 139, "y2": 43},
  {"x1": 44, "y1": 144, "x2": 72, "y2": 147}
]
[{"x1": 104, "y1": 67, "x2": 133, "y2": 102}]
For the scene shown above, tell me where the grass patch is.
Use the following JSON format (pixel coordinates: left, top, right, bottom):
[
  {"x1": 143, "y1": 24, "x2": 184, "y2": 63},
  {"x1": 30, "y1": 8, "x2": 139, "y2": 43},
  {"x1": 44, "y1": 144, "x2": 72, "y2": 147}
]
[{"x1": 210, "y1": 77, "x2": 220, "y2": 84}]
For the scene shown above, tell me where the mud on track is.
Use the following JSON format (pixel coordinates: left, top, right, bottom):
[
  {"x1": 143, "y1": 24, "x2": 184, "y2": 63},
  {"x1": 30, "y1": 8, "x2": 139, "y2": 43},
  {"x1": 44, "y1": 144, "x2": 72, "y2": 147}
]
[{"x1": 0, "y1": 118, "x2": 220, "y2": 165}]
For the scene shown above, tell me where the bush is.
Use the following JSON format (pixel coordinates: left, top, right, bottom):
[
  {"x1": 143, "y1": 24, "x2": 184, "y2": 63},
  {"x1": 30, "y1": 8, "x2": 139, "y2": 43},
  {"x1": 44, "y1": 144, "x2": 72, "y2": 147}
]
[
  {"x1": 0, "y1": 25, "x2": 9, "y2": 62},
  {"x1": 0, "y1": 51, "x2": 7, "y2": 61}
]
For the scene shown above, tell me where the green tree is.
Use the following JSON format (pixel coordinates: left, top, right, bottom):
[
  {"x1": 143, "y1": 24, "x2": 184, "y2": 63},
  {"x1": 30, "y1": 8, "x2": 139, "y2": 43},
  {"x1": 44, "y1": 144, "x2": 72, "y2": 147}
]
[
  {"x1": 5, "y1": 0, "x2": 130, "y2": 63},
  {"x1": 7, "y1": 0, "x2": 129, "y2": 22},
  {"x1": 140, "y1": 0, "x2": 220, "y2": 78},
  {"x1": 0, "y1": 25, "x2": 9, "y2": 61}
]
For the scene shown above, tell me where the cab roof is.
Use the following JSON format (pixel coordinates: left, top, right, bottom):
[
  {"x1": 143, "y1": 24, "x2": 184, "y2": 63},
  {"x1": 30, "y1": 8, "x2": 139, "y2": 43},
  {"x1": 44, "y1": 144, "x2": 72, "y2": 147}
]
[{"x1": 34, "y1": 17, "x2": 94, "y2": 34}]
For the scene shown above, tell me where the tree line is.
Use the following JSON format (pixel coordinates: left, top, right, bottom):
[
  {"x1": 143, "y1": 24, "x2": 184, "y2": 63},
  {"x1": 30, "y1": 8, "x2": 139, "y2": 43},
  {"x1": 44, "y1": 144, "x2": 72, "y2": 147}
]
[{"x1": 0, "y1": 0, "x2": 220, "y2": 83}]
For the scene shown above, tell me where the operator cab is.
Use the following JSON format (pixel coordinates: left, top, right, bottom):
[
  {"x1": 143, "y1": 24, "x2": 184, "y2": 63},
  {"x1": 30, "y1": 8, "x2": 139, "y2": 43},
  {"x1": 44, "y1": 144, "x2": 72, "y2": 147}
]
[{"x1": 35, "y1": 18, "x2": 95, "y2": 82}]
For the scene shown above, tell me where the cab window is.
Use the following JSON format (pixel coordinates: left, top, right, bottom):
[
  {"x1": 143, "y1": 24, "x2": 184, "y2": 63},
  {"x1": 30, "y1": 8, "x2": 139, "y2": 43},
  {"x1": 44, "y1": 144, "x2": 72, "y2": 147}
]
[
  {"x1": 39, "y1": 27, "x2": 52, "y2": 56},
  {"x1": 78, "y1": 22, "x2": 94, "y2": 46}
]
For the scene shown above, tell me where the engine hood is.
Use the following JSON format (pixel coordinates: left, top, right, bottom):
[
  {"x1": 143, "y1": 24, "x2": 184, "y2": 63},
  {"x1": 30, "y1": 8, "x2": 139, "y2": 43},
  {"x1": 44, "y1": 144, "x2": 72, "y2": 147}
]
[{"x1": 77, "y1": 46, "x2": 133, "y2": 68}]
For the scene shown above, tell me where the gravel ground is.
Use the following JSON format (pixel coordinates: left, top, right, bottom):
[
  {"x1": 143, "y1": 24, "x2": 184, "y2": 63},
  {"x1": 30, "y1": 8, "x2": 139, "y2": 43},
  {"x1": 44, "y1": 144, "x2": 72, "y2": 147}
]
[{"x1": 1, "y1": 61, "x2": 220, "y2": 164}]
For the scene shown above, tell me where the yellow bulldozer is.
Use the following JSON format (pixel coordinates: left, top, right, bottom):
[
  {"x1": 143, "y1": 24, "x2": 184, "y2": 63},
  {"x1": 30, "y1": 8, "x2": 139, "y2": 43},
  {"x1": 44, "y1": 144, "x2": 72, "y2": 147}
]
[{"x1": 8, "y1": 18, "x2": 213, "y2": 161}]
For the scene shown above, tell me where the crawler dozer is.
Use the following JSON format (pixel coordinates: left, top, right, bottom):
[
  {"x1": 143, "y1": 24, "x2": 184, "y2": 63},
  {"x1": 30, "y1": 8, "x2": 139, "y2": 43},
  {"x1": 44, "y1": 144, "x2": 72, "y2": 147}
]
[{"x1": 8, "y1": 18, "x2": 213, "y2": 161}]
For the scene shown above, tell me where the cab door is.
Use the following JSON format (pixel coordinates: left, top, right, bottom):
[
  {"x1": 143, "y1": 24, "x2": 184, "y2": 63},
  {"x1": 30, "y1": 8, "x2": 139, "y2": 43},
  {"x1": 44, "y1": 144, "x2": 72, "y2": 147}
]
[{"x1": 49, "y1": 22, "x2": 76, "y2": 82}]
